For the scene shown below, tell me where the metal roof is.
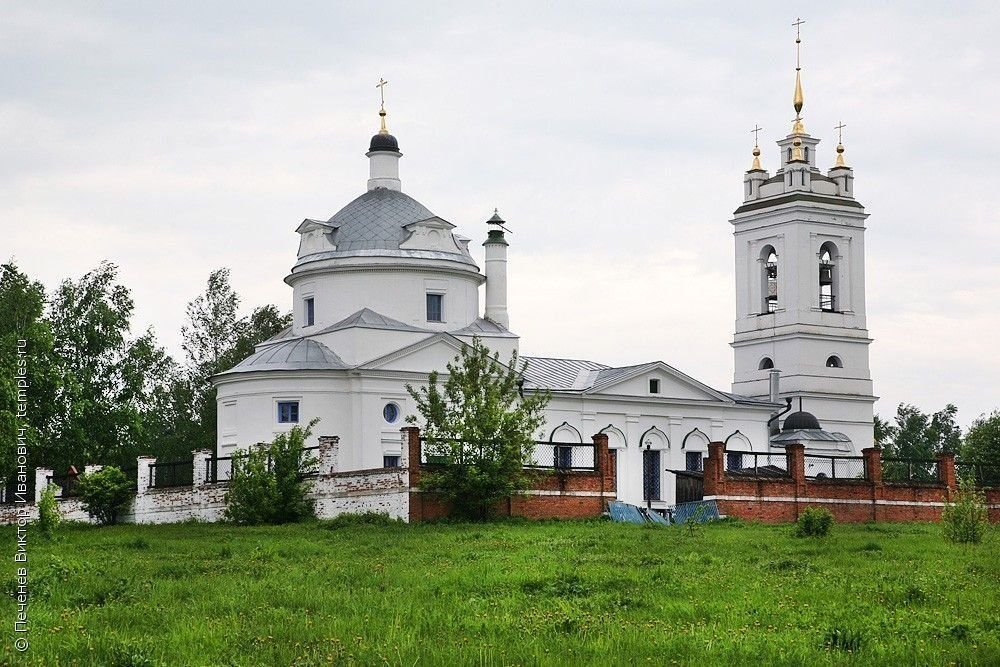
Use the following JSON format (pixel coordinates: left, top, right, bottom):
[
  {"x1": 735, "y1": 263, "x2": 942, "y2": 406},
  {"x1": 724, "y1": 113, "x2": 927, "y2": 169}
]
[
  {"x1": 521, "y1": 357, "x2": 611, "y2": 391},
  {"x1": 770, "y1": 429, "x2": 851, "y2": 443},
  {"x1": 452, "y1": 318, "x2": 518, "y2": 338},
  {"x1": 318, "y1": 308, "x2": 430, "y2": 334},
  {"x1": 220, "y1": 338, "x2": 348, "y2": 375}
]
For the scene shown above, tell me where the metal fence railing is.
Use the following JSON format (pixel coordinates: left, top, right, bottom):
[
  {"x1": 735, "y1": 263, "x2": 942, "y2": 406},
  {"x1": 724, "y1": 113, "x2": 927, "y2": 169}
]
[
  {"x1": 804, "y1": 455, "x2": 867, "y2": 480},
  {"x1": 120, "y1": 465, "x2": 139, "y2": 491},
  {"x1": 723, "y1": 451, "x2": 790, "y2": 478},
  {"x1": 204, "y1": 446, "x2": 320, "y2": 484},
  {"x1": 881, "y1": 458, "x2": 940, "y2": 484},
  {"x1": 418, "y1": 438, "x2": 598, "y2": 471},
  {"x1": 47, "y1": 473, "x2": 81, "y2": 498},
  {"x1": 148, "y1": 460, "x2": 194, "y2": 489},
  {"x1": 955, "y1": 462, "x2": 1000, "y2": 488}
]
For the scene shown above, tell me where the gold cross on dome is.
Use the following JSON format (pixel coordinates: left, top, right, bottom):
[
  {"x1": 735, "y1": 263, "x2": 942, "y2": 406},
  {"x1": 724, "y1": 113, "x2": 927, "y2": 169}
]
[
  {"x1": 835, "y1": 121, "x2": 847, "y2": 143},
  {"x1": 792, "y1": 17, "x2": 805, "y2": 67},
  {"x1": 751, "y1": 124, "x2": 763, "y2": 147},
  {"x1": 376, "y1": 78, "x2": 388, "y2": 109}
]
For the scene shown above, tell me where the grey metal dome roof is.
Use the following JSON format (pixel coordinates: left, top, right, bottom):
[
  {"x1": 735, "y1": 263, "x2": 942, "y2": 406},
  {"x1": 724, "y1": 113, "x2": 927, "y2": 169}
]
[
  {"x1": 782, "y1": 410, "x2": 822, "y2": 432},
  {"x1": 220, "y1": 338, "x2": 347, "y2": 375},
  {"x1": 328, "y1": 188, "x2": 434, "y2": 252},
  {"x1": 369, "y1": 132, "x2": 399, "y2": 152}
]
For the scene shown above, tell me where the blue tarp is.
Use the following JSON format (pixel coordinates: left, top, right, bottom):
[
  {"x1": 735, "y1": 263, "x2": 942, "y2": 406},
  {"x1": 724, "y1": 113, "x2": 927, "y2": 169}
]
[{"x1": 608, "y1": 501, "x2": 647, "y2": 524}]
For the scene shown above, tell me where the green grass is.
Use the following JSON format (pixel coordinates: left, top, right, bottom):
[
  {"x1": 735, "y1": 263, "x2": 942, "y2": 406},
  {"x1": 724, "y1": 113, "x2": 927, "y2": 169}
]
[{"x1": 3, "y1": 517, "x2": 999, "y2": 666}]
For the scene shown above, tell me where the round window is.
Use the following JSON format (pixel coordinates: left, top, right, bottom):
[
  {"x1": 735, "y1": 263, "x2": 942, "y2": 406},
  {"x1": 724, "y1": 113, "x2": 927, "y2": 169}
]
[{"x1": 383, "y1": 403, "x2": 400, "y2": 424}]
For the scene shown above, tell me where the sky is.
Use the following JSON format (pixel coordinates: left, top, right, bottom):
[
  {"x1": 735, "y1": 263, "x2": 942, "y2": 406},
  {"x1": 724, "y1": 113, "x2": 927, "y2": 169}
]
[{"x1": 3, "y1": 1, "x2": 998, "y2": 427}]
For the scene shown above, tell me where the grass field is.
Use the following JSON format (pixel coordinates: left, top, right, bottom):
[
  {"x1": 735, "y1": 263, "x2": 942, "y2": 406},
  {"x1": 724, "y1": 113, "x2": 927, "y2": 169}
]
[{"x1": 2, "y1": 517, "x2": 998, "y2": 666}]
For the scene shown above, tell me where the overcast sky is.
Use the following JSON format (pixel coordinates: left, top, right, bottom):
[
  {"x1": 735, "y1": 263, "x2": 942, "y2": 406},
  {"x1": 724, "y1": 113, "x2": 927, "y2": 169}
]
[{"x1": 3, "y1": 2, "x2": 998, "y2": 427}]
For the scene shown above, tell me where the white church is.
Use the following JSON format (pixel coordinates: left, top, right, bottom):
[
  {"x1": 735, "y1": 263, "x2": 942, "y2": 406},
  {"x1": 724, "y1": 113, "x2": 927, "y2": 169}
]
[{"x1": 213, "y1": 40, "x2": 876, "y2": 510}]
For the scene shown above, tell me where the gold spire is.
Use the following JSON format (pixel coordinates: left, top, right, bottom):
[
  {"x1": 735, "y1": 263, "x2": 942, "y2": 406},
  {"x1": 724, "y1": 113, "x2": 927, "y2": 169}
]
[
  {"x1": 376, "y1": 77, "x2": 389, "y2": 134},
  {"x1": 834, "y1": 121, "x2": 847, "y2": 167},
  {"x1": 750, "y1": 124, "x2": 763, "y2": 170},
  {"x1": 791, "y1": 18, "x2": 806, "y2": 135}
]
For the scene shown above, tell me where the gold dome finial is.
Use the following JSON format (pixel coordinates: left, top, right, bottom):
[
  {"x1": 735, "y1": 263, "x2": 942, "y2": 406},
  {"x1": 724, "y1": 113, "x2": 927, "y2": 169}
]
[
  {"x1": 791, "y1": 18, "x2": 806, "y2": 134},
  {"x1": 376, "y1": 77, "x2": 389, "y2": 134},
  {"x1": 834, "y1": 121, "x2": 848, "y2": 167},
  {"x1": 750, "y1": 124, "x2": 763, "y2": 170}
]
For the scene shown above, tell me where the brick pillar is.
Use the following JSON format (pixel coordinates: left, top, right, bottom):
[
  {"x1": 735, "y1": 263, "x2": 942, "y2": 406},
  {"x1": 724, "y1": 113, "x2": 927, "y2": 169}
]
[
  {"x1": 786, "y1": 444, "x2": 806, "y2": 483},
  {"x1": 192, "y1": 449, "x2": 213, "y2": 486},
  {"x1": 316, "y1": 436, "x2": 340, "y2": 475},
  {"x1": 402, "y1": 427, "x2": 422, "y2": 522},
  {"x1": 136, "y1": 456, "x2": 155, "y2": 492},
  {"x1": 704, "y1": 442, "x2": 725, "y2": 497},
  {"x1": 938, "y1": 451, "x2": 957, "y2": 492},
  {"x1": 862, "y1": 447, "x2": 882, "y2": 484},
  {"x1": 34, "y1": 468, "x2": 53, "y2": 503},
  {"x1": 593, "y1": 433, "x2": 612, "y2": 498}
]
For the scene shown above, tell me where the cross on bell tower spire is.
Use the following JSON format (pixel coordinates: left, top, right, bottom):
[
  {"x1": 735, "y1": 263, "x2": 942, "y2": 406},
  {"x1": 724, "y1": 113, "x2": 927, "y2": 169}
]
[
  {"x1": 791, "y1": 18, "x2": 806, "y2": 137},
  {"x1": 376, "y1": 77, "x2": 389, "y2": 134}
]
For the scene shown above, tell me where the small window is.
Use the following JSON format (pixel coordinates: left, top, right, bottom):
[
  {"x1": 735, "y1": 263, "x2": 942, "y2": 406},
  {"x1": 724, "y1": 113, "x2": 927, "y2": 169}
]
[
  {"x1": 826, "y1": 355, "x2": 843, "y2": 368},
  {"x1": 726, "y1": 452, "x2": 744, "y2": 471},
  {"x1": 759, "y1": 357, "x2": 774, "y2": 370},
  {"x1": 648, "y1": 378, "x2": 660, "y2": 394},
  {"x1": 304, "y1": 297, "x2": 315, "y2": 327},
  {"x1": 786, "y1": 147, "x2": 792, "y2": 163},
  {"x1": 685, "y1": 452, "x2": 703, "y2": 472},
  {"x1": 383, "y1": 403, "x2": 400, "y2": 424},
  {"x1": 426, "y1": 293, "x2": 443, "y2": 322},
  {"x1": 383, "y1": 455, "x2": 400, "y2": 468},
  {"x1": 804, "y1": 146, "x2": 810, "y2": 162},
  {"x1": 277, "y1": 401, "x2": 299, "y2": 424},
  {"x1": 553, "y1": 445, "x2": 574, "y2": 470}
]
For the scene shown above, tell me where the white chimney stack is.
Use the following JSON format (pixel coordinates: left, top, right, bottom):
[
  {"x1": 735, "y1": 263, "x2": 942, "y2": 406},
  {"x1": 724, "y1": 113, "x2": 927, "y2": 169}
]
[{"x1": 483, "y1": 209, "x2": 510, "y2": 329}]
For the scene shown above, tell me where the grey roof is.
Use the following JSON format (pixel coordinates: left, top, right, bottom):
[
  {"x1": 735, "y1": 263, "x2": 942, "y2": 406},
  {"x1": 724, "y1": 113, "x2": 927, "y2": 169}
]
[
  {"x1": 770, "y1": 429, "x2": 851, "y2": 444},
  {"x1": 328, "y1": 188, "x2": 433, "y2": 252},
  {"x1": 262, "y1": 325, "x2": 294, "y2": 343},
  {"x1": 521, "y1": 357, "x2": 611, "y2": 391},
  {"x1": 220, "y1": 338, "x2": 348, "y2": 375},
  {"x1": 318, "y1": 308, "x2": 429, "y2": 334},
  {"x1": 452, "y1": 318, "x2": 518, "y2": 338},
  {"x1": 590, "y1": 363, "x2": 656, "y2": 393}
]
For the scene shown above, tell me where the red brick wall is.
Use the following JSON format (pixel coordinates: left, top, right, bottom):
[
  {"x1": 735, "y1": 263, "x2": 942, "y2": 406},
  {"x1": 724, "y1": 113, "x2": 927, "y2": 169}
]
[
  {"x1": 705, "y1": 442, "x2": 1000, "y2": 524},
  {"x1": 404, "y1": 428, "x2": 615, "y2": 522}
]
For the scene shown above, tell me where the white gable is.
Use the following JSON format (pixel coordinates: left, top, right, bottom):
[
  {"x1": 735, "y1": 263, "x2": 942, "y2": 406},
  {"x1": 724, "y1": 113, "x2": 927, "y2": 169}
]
[
  {"x1": 590, "y1": 365, "x2": 729, "y2": 402},
  {"x1": 359, "y1": 335, "x2": 466, "y2": 374}
]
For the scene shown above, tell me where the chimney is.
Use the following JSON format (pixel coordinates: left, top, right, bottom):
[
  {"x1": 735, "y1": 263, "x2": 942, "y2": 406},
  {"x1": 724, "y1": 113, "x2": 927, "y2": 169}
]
[{"x1": 483, "y1": 209, "x2": 510, "y2": 329}]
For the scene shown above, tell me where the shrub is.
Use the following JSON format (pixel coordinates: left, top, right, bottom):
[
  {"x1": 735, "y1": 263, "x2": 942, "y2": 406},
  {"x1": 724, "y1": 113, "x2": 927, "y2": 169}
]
[
  {"x1": 795, "y1": 506, "x2": 834, "y2": 537},
  {"x1": 322, "y1": 512, "x2": 403, "y2": 529},
  {"x1": 36, "y1": 484, "x2": 61, "y2": 538},
  {"x1": 78, "y1": 467, "x2": 133, "y2": 525},
  {"x1": 224, "y1": 421, "x2": 318, "y2": 525},
  {"x1": 942, "y1": 476, "x2": 988, "y2": 544}
]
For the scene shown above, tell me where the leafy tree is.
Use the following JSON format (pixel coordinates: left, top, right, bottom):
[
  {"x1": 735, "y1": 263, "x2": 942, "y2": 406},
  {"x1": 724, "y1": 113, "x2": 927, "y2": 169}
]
[
  {"x1": 224, "y1": 421, "x2": 318, "y2": 525},
  {"x1": 880, "y1": 403, "x2": 961, "y2": 459},
  {"x1": 942, "y1": 477, "x2": 989, "y2": 544},
  {"x1": 406, "y1": 338, "x2": 550, "y2": 520},
  {"x1": 178, "y1": 270, "x2": 290, "y2": 452},
  {"x1": 77, "y1": 466, "x2": 134, "y2": 525},
  {"x1": 48, "y1": 262, "x2": 175, "y2": 469},
  {"x1": 36, "y1": 484, "x2": 61, "y2": 538},
  {"x1": 961, "y1": 410, "x2": 1000, "y2": 464},
  {"x1": 0, "y1": 262, "x2": 60, "y2": 481},
  {"x1": 874, "y1": 414, "x2": 895, "y2": 450}
]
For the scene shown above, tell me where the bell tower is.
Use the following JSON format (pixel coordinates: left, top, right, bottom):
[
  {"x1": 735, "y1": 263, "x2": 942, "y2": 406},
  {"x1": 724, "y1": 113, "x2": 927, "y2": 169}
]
[{"x1": 731, "y1": 19, "x2": 875, "y2": 450}]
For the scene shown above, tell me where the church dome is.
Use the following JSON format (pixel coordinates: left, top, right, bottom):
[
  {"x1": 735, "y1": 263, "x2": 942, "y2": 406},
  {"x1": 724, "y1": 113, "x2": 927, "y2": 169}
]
[
  {"x1": 369, "y1": 132, "x2": 399, "y2": 152},
  {"x1": 782, "y1": 410, "x2": 822, "y2": 431},
  {"x1": 327, "y1": 188, "x2": 434, "y2": 252}
]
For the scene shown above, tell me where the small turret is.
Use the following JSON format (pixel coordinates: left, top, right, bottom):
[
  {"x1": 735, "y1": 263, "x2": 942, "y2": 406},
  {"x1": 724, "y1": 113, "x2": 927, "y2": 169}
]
[
  {"x1": 483, "y1": 209, "x2": 510, "y2": 329},
  {"x1": 367, "y1": 78, "x2": 402, "y2": 191}
]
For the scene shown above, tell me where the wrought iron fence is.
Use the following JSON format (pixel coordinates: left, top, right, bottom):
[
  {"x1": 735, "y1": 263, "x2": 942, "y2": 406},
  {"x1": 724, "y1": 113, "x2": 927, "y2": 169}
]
[
  {"x1": 804, "y1": 455, "x2": 867, "y2": 480},
  {"x1": 955, "y1": 462, "x2": 1000, "y2": 488},
  {"x1": 205, "y1": 446, "x2": 320, "y2": 484},
  {"x1": 881, "y1": 458, "x2": 940, "y2": 484},
  {"x1": 120, "y1": 465, "x2": 139, "y2": 491},
  {"x1": 418, "y1": 437, "x2": 597, "y2": 471},
  {"x1": 723, "y1": 450, "x2": 790, "y2": 478},
  {"x1": 148, "y1": 460, "x2": 194, "y2": 489}
]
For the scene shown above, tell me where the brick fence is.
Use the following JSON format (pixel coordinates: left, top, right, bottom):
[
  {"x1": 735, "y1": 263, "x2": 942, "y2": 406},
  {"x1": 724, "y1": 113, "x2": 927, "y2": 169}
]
[
  {"x1": 704, "y1": 442, "x2": 1000, "y2": 523},
  {"x1": 404, "y1": 427, "x2": 616, "y2": 522}
]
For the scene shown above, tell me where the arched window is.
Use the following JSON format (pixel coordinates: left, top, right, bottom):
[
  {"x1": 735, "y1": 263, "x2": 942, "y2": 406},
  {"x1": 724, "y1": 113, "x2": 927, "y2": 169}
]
[
  {"x1": 761, "y1": 245, "x2": 778, "y2": 314},
  {"x1": 804, "y1": 146, "x2": 810, "y2": 163},
  {"x1": 819, "y1": 242, "x2": 838, "y2": 312},
  {"x1": 786, "y1": 147, "x2": 792, "y2": 163},
  {"x1": 759, "y1": 357, "x2": 774, "y2": 370},
  {"x1": 826, "y1": 355, "x2": 843, "y2": 368}
]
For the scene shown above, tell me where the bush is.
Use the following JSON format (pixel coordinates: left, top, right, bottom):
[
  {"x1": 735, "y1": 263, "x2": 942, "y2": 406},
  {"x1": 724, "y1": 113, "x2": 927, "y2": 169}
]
[
  {"x1": 36, "y1": 484, "x2": 61, "y2": 538},
  {"x1": 78, "y1": 467, "x2": 134, "y2": 525},
  {"x1": 322, "y1": 512, "x2": 403, "y2": 530},
  {"x1": 795, "y1": 506, "x2": 834, "y2": 537},
  {"x1": 942, "y1": 476, "x2": 988, "y2": 544},
  {"x1": 224, "y1": 421, "x2": 318, "y2": 525}
]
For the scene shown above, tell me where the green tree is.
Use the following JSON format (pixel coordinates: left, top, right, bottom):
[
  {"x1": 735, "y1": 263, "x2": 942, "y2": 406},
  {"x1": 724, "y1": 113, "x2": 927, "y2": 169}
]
[
  {"x1": 881, "y1": 403, "x2": 961, "y2": 459},
  {"x1": 962, "y1": 410, "x2": 1000, "y2": 464},
  {"x1": 77, "y1": 466, "x2": 134, "y2": 525},
  {"x1": 406, "y1": 338, "x2": 550, "y2": 520},
  {"x1": 48, "y1": 262, "x2": 175, "y2": 469},
  {"x1": 0, "y1": 262, "x2": 60, "y2": 481},
  {"x1": 224, "y1": 421, "x2": 318, "y2": 525},
  {"x1": 178, "y1": 270, "x2": 290, "y2": 452}
]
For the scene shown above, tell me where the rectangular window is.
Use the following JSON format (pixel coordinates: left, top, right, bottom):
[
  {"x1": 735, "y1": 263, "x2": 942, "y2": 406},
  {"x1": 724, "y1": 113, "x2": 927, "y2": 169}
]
[
  {"x1": 648, "y1": 378, "x2": 661, "y2": 394},
  {"x1": 383, "y1": 455, "x2": 400, "y2": 468},
  {"x1": 553, "y1": 445, "x2": 574, "y2": 470},
  {"x1": 642, "y1": 449, "x2": 661, "y2": 501},
  {"x1": 304, "y1": 297, "x2": 315, "y2": 326},
  {"x1": 686, "y1": 451, "x2": 703, "y2": 472},
  {"x1": 277, "y1": 401, "x2": 299, "y2": 424},
  {"x1": 726, "y1": 452, "x2": 743, "y2": 471},
  {"x1": 426, "y1": 293, "x2": 443, "y2": 322}
]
